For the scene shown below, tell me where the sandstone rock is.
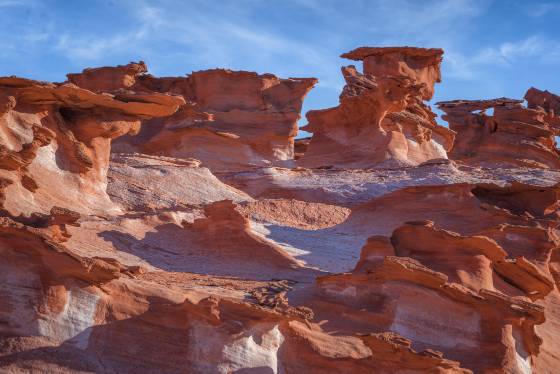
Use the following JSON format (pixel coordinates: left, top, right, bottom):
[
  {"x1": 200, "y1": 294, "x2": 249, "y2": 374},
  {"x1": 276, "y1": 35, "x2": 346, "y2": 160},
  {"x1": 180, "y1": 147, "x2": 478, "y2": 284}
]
[
  {"x1": 316, "y1": 248, "x2": 546, "y2": 372},
  {"x1": 437, "y1": 95, "x2": 560, "y2": 169},
  {"x1": 525, "y1": 87, "x2": 560, "y2": 117},
  {"x1": 0, "y1": 75, "x2": 183, "y2": 215},
  {"x1": 67, "y1": 61, "x2": 148, "y2": 93},
  {"x1": 68, "y1": 63, "x2": 318, "y2": 172},
  {"x1": 107, "y1": 153, "x2": 251, "y2": 211},
  {"x1": 299, "y1": 46, "x2": 455, "y2": 169},
  {"x1": 2, "y1": 51, "x2": 560, "y2": 374}
]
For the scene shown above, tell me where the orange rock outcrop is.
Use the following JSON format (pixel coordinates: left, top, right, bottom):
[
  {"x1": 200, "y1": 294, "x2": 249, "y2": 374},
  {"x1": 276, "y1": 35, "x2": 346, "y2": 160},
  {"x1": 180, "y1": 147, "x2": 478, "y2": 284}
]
[
  {"x1": 66, "y1": 62, "x2": 317, "y2": 172},
  {"x1": 0, "y1": 74, "x2": 183, "y2": 215},
  {"x1": 437, "y1": 95, "x2": 560, "y2": 169},
  {"x1": 1, "y1": 47, "x2": 560, "y2": 374},
  {"x1": 299, "y1": 47, "x2": 455, "y2": 168}
]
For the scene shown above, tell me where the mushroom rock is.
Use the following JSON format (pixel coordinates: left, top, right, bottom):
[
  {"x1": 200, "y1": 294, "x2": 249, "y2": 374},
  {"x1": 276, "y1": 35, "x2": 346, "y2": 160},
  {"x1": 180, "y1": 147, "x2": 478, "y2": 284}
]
[
  {"x1": 0, "y1": 75, "x2": 184, "y2": 215},
  {"x1": 341, "y1": 46, "x2": 443, "y2": 100},
  {"x1": 299, "y1": 46, "x2": 455, "y2": 169},
  {"x1": 87, "y1": 66, "x2": 319, "y2": 172},
  {"x1": 437, "y1": 96, "x2": 560, "y2": 169}
]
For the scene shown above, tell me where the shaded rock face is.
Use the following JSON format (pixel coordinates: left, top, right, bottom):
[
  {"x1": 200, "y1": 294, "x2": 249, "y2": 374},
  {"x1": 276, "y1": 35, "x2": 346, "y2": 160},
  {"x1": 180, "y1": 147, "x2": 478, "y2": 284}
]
[
  {"x1": 438, "y1": 95, "x2": 560, "y2": 169},
  {"x1": 2, "y1": 48, "x2": 560, "y2": 374},
  {"x1": 299, "y1": 46, "x2": 455, "y2": 169},
  {"x1": 68, "y1": 63, "x2": 317, "y2": 172}
]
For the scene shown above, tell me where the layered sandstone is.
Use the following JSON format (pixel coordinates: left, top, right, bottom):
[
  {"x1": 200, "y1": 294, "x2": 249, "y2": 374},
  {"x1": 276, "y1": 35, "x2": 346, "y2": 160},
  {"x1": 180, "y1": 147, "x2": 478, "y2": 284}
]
[
  {"x1": 0, "y1": 75, "x2": 183, "y2": 215},
  {"x1": 437, "y1": 95, "x2": 560, "y2": 169},
  {"x1": 312, "y1": 181, "x2": 560, "y2": 373},
  {"x1": 299, "y1": 47, "x2": 455, "y2": 169},
  {"x1": 2, "y1": 50, "x2": 560, "y2": 374},
  {"x1": 67, "y1": 62, "x2": 317, "y2": 172}
]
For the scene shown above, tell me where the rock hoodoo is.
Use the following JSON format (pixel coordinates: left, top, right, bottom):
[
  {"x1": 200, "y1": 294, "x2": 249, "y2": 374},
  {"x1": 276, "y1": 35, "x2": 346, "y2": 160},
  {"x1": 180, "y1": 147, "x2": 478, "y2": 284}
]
[
  {"x1": 299, "y1": 47, "x2": 455, "y2": 169},
  {"x1": 0, "y1": 75, "x2": 183, "y2": 216}
]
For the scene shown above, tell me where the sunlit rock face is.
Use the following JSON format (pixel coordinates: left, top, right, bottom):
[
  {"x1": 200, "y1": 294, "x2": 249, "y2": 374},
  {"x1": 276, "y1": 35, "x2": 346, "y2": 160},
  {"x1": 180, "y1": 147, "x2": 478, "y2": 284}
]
[
  {"x1": 298, "y1": 46, "x2": 455, "y2": 169},
  {"x1": 70, "y1": 62, "x2": 318, "y2": 172},
  {"x1": 2, "y1": 50, "x2": 560, "y2": 374},
  {"x1": 0, "y1": 75, "x2": 183, "y2": 216},
  {"x1": 437, "y1": 95, "x2": 560, "y2": 169}
]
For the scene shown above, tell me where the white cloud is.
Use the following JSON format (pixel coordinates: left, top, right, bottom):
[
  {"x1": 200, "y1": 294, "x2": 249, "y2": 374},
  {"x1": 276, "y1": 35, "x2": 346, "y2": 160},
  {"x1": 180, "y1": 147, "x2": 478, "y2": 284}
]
[{"x1": 444, "y1": 35, "x2": 560, "y2": 80}]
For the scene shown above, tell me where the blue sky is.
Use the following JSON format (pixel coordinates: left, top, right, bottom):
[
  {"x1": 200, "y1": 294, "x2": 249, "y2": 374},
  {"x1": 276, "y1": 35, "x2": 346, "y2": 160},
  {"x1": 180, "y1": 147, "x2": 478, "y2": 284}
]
[{"x1": 1, "y1": 0, "x2": 560, "y2": 133}]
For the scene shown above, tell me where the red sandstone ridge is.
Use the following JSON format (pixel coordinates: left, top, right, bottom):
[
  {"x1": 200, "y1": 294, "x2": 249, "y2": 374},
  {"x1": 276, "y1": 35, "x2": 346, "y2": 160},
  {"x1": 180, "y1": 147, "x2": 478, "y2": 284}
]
[
  {"x1": 299, "y1": 46, "x2": 455, "y2": 169},
  {"x1": 2, "y1": 48, "x2": 560, "y2": 374},
  {"x1": 66, "y1": 62, "x2": 317, "y2": 172},
  {"x1": 437, "y1": 94, "x2": 560, "y2": 169}
]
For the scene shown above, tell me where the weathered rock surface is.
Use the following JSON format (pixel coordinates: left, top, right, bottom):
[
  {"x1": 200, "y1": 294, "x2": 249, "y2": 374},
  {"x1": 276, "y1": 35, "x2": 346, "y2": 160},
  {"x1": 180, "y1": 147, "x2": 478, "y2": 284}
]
[
  {"x1": 68, "y1": 62, "x2": 318, "y2": 172},
  {"x1": 438, "y1": 95, "x2": 560, "y2": 169},
  {"x1": 299, "y1": 47, "x2": 455, "y2": 169},
  {"x1": 107, "y1": 153, "x2": 251, "y2": 211},
  {"x1": 0, "y1": 75, "x2": 183, "y2": 216},
  {"x1": 2, "y1": 49, "x2": 560, "y2": 374}
]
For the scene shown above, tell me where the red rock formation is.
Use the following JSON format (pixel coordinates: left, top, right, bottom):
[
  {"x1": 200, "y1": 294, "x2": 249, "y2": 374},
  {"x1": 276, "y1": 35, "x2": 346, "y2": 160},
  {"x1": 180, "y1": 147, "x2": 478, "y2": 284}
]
[
  {"x1": 0, "y1": 195, "x2": 470, "y2": 373},
  {"x1": 107, "y1": 153, "x2": 251, "y2": 211},
  {"x1": 67, "y1": 61, "x2": 148, "y2": 93},
  {"x1": 0, "y1": 75, "x2": 183, "y2": 215},
  {"x1": 316, "y1": 254, "x2": 545, "y2": 373},
  {"x1": 299, "y1": 47, "x2": 455, "y2": 169},
  {"x1": 2, "y1": 52, "x2": 560, "y2": 374},
  {"x1": 311, "y1": 181, "x2": 560, "y2": 372},
  {"x1": 437, "y1": 95, "x2": 560, "y2": 169},
  {"x1": 293, "y1": 136, "x2": 311, "y2": 159},
  {"x1": 184, "y1": 199, "x2": 304, "y2": 278},
  {"x1": 525, "y1": 87, "x2": 560, "y2": 115},
  {"x1": 341, "y1": 46, "x2": 443, "y2": 100},
  {"x1": 66, "y1": 63, "x2": 317, "y2": 172}
]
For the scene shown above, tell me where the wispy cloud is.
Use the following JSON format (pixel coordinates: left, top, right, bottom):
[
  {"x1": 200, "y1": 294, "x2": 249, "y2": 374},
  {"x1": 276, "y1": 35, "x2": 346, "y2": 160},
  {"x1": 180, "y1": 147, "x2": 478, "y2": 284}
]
[
  {"x1": 527, "y1": 2, "x2": 560, "y2": 17},
  {"x1": 444, "y1": 35, "x2": 560, "y2": 79}
]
